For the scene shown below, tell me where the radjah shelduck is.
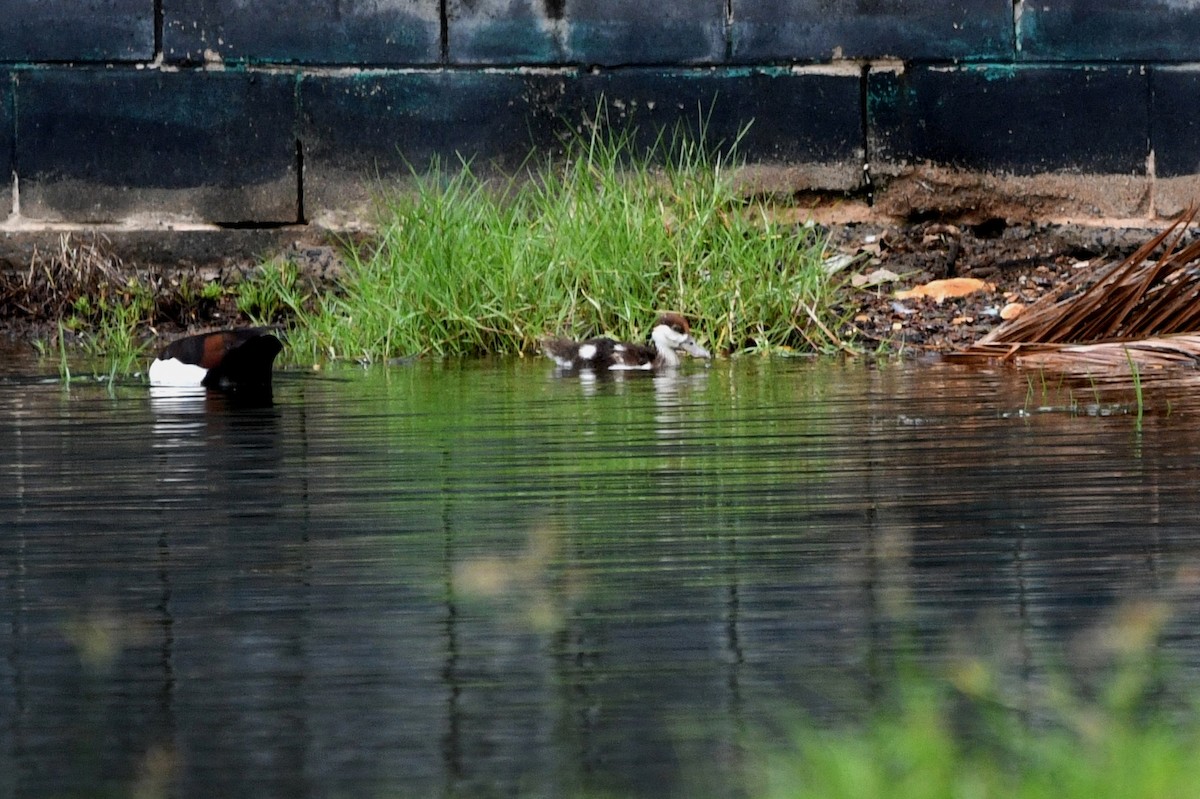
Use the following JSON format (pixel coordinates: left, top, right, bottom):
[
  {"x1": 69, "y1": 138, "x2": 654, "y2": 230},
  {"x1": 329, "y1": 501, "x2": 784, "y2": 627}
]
[
  {"x1": 542, "y1": 312, "x2": 711, "y2": 371},
  {"x1": 148, "y1": 328, "x2": 282, "y2": 393}
]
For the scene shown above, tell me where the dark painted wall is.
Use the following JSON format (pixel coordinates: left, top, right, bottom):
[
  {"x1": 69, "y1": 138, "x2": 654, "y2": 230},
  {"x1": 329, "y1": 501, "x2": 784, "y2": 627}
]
[{"x1": 2, "y1": 1, "x2": 1200, "y2": 225}]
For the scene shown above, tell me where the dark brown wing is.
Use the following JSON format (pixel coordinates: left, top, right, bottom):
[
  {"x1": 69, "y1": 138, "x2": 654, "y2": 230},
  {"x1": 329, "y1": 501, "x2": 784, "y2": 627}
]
[{"x1": 159, "y1": 329, "x2": 270, "y2": 369}]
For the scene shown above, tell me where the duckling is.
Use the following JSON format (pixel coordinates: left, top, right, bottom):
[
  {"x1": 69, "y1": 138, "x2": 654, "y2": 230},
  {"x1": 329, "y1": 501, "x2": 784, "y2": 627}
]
[{"x1": 542, "y1": 312, "x2": 710, "y2": 371}]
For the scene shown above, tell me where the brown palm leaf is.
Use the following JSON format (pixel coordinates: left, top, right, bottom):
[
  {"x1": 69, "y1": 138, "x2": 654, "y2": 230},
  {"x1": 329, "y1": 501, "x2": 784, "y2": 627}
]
[
  {"x1": 955, "y1": 208, "x2": 1200, "y2": 375},
  {"x1": 984, "y1": 334, "x2": 1200, "y2": 374}
]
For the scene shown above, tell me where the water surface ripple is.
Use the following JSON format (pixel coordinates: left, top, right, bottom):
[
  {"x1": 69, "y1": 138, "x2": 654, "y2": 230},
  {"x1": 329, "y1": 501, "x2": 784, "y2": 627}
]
[{"x1": 1, "y1": 357, "x2": 1199, "y2": 797}]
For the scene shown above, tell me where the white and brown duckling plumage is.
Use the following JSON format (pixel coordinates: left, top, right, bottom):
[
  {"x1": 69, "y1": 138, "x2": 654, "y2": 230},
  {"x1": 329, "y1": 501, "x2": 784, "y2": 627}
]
[
  {"x1": 148, "y1": 328, "x2": 282, "y2": 393},
  {"x1": 542, "y1": 312, "x2": 711, "y2": 371}
]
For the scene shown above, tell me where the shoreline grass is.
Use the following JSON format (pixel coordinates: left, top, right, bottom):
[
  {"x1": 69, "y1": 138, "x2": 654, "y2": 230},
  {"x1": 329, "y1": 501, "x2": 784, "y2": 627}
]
[
  {"x1": 253, "y1": 122, "x2": 840, "y2": 364},
  {"x1": 19, "y1": 118, "x2": 844, "y2": 375}
]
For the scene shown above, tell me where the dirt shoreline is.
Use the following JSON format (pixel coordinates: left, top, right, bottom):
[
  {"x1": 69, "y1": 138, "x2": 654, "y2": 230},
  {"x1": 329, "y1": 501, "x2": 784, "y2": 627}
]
[
  {"x1": 825, "y1": 219, "x2": 1169, "y2": 353},
  {"x1": 0, "y1": 218, "x2": 1175, "y2": 353}
]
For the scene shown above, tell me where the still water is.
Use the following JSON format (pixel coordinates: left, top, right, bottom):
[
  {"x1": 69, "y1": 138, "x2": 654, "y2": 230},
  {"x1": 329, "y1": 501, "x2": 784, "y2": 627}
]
[{"x1": 2, "y1": 353, "x2": 1200, "y2": 798}]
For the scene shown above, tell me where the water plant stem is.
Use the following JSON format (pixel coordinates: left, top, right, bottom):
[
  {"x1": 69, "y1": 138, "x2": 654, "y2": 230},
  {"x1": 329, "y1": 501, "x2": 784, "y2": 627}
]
[{"x1": 1124, "y1": 346, "x2": 1144, "y2": 429}]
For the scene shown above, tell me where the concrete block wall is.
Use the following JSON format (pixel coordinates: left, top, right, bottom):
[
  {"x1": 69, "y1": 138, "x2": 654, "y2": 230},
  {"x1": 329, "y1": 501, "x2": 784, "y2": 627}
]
[{"x1": 3, "y1": 0, "x2": 1200, "y2": 229}]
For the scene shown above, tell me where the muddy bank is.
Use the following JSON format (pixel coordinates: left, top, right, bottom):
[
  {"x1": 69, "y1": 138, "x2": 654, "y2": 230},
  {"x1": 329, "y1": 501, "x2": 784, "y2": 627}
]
[
  {"x1": 825, "y1": 219, "x2": 1168, "y2": 353},
  {"x1": 0, "y1": 229, "x2": 346, "y2": 343},
  {"x1": 0, "y1": 219, "x2": 1174, "y2": 353}
]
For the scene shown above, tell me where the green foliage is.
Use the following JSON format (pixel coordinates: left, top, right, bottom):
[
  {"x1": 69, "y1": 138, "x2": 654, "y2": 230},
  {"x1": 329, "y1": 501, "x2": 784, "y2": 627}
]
[
  {"x1": 236, "y1": 258, "x2": 308, "y2": 324},
  {"x1": 1125, "y1": 347, "x2": 1144, "y2": 431},
  {"x1": 760, "y1": 606, "x2": 1200, "y2": 799},
  {"x1": 762, "y1": 690, "x2": 1200, "y2": 799},
  {"x1": 284, "y1": 121, "x2": 837, "y2": 364},
  {"x1": 39, "y1": 118, "x2": 845, "y2": 374},
  {"x1": 58, "y1": 275, "x2": 156, "y2": 380}
]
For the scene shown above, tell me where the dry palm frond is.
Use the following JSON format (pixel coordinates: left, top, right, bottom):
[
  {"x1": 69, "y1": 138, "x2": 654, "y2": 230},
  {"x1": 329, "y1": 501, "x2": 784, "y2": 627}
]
[
  {"x1": 982, "y1": 334, "x2": 1200, "y2": 374},
  {"x1": 955, "y1": 208, "x2": 1200, "y2": 374}
]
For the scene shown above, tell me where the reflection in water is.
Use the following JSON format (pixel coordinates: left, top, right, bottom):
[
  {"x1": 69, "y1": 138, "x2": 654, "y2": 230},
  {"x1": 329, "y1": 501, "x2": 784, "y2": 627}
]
[
  {"x1": 149, "y1": 385, "x2": 209, "y2": 447},
  {"x1": 1, "y1": 359, "x2": 1200, "y2": 796}
]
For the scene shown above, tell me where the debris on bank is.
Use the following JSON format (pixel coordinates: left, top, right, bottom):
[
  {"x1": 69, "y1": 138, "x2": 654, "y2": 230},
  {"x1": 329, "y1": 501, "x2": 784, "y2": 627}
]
[
  {"x1": 0, "y1": 233, "x2": 342, "y2": 342},
  {"x1": 833, "y1": 217, "x2": 1200, "y2": 366},
  {"x1": 4, "y1": 220, "x2": 1198, "y2": 373},
  {"x1": 953, "y1": 209, "x2": 1200, "y2": 378},
  {"x1": 834, "y1": 221, "x2": 1119, "y2": 352}
]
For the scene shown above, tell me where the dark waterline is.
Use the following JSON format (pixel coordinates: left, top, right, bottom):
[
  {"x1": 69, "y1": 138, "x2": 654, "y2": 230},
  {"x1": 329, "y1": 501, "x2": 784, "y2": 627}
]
[{"x1": 2, "y1": 355, "x2": 1200, "y2": 798}]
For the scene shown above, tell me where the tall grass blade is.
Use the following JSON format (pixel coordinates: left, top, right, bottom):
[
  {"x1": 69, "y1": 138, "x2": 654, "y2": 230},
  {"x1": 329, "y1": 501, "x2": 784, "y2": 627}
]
[{"x1": 285, "y1": 115, "x2": 835, "y2": 363}]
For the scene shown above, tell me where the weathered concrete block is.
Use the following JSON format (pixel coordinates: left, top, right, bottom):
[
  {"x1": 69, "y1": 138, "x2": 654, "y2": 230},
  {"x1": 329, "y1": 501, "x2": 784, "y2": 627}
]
[
  {"x1": 299, "y1": 70, "x2": 562, "y2": 224},
  {"x1": 732, "y1": 0, "x2": 1012, "y2": 62},
  {"x1": 0, "y1": 0, "x2": 153, "y2": 62},
  {"x1": 0, "y1": 229, "x2": 307, "y2": 277},
  {"x1": 164, "y1": 0, "x2": 441, "y2": 65},
  {"x1": 301, "y1": 67, "x2": 864, "y2": 224},
  {"x1": 448, "y1": 0, "x2": 725, "y2": 65},
  {"x1": 0, "y1": 73, "x2": 11, "y2": 221},
  {"x1": 1150, "y1": 68, "x2": 1200, "y2": 179},
  {"x1": 447, "y1": 0, "x2": 562, "y2": 63},
  {"x1": 869, "y1": 65, "x2": 1149, "y2": 176},
  {"x1": 16, "y1": 69, "x2": 297, "y2": 224},
  {"x1": 555, "y1": 68, "x2": 863, "y2": 189},
  {"x1": 871, "y1": 165, "x2": 1150, "y2": 223},
  {"x1": 1018, "y1": 1, "x2": 1200, "y2": 61},
  {"x1": 565, "y1": 0, "x2": 726, "y2": 65},
  {"x1": 1149, "y1": 67, "x2": 1200, "y2": 216}
]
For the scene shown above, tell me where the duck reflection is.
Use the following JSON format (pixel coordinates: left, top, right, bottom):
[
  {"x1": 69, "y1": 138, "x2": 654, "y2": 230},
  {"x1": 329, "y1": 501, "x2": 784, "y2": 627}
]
[{"x1": 149, "y1": 385, "x2": 276, "y2": 446}]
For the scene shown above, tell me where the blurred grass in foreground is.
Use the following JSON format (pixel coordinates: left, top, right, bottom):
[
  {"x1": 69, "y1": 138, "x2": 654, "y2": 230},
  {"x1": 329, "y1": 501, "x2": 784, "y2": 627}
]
[{"x1": 759, "y1": 601, "x2": 1199, "y2": 799}]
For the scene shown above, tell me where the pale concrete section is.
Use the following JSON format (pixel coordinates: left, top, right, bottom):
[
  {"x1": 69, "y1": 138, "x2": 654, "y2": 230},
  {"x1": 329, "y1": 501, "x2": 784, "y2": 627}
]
[
  {"x1": 1153, "y1": 176, "x2": 1200, "y2": 219},
  {"x1": 447, "y1": 0, "x2": 725, "y2": 65},
  {"x1": 309, "y1": 160, "x2": 867, "y2": 231},
  {"x1": 733, "y1": 163, "x2": 864, "y2": 196},
  {"x1": 872, "y1": 166, "x2": 1152, "y2": 225},
  {"x1": 17, "y1": 180, "x2": 299, "y2": 227},
  {"x1": 0, "y1": 228, "x2": 308, "y2": 275}
]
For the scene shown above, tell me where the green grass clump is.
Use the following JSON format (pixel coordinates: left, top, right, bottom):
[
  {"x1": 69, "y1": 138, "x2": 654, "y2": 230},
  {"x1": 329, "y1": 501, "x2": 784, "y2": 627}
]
[
  {"x1": 763, "y1": 691, "x2": 1200, "y2": 799},
  {"x1": 760, "y1": 610, "x2": 1200, "y2": 799},
  {"x1": 60, "y1": 277, "x2": 156, "y2": 377},
  {"x1": 236, "y1": 257, "x2": 309, "y2": 324},
  {"x1": 281, "y1": 124, "x2": 836, "y2": 364}
]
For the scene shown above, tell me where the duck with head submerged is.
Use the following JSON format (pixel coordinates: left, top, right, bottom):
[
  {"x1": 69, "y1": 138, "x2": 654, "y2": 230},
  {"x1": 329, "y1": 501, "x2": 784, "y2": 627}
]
[
  {"x1": 542, "y1": 312, "x2": 710, "y2": 371},
  {"x1": 148, "y1": 328, "x2": 282, "y2": 394}
]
